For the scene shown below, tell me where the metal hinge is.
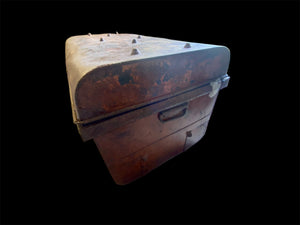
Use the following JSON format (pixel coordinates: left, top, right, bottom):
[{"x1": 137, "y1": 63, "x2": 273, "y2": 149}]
[{"x1": 209, "y1": 78, "x2": 222, "y2": 98}]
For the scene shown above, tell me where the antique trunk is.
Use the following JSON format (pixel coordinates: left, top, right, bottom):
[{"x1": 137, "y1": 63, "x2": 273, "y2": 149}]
[{"x1": 65, "y1": 33, "x2": 230, "y2": 185}]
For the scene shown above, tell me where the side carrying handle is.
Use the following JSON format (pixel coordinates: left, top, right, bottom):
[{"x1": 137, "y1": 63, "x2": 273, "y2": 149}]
[{"x1": 158, "y1": 102, "x2": 188, "y2": 123}]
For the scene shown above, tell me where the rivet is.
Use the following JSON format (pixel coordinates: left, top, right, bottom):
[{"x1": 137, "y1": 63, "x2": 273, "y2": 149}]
[
  {"x1": 100, "y1": 37, "x2": 104, "y2": 42},
  {"x1": 186, "y1": 131, "x2": 192, "y2": 137},
  {"x1": 131, "y1": 48, "x2": 140, "y2": 55},
  {"x1": 116, "y1": 31, "x2": 119, "y2": 34},
  {"x1": 88, "y1": 33, "x2": 92, "y2": 36},
  {"x1": 107, "y1": 33, "x2": 110, "y2": 37},
  {"x1": 132, "y1": 39, "x2": 137, "y2": 44},
  {"x1": 137, "y1": 35, "x2": 141, "y2": 39},
  {"x1": 184, "y1": 43, "x2": 191, "y2": 48}
]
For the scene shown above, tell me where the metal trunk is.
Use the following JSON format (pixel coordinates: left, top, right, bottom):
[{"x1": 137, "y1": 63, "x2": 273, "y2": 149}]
[{"x1": 65, "y1": 33, "x2": 231, "y2": 185}]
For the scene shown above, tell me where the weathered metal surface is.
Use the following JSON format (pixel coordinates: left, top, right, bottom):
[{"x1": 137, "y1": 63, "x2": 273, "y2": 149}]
[
  {"x1": 74, "y1": 48, "x2": 229, "y2": 122},
  {"x1": 77, "y1": 74, "x2": 229, "y2": 142},
  {"x1": 65, "y1": 33, "x2": 230, "y2": 124},
  {"x1": 65, "y1": 33, "x2": 231, "y2": 185}
]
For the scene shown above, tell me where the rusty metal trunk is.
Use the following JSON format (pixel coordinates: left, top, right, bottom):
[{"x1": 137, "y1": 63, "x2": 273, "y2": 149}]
[{"x1": 65, "y1": 33, "x2": 230, "y2": 185}]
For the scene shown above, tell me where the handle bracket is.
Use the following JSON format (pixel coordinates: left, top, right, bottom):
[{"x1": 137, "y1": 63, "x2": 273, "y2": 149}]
[{"x1": 209, "y1": 78, "x2": 222, "y2": 98}]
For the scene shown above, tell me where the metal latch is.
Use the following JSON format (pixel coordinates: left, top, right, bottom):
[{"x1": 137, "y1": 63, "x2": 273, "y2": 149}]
[{"x1": 209, "y1": 78, "x2": 222, "y2": 98}]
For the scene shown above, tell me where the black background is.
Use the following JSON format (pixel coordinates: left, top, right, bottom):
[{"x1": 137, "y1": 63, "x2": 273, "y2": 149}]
[{"x1": 1, "y1": 1, "x2": 299, "y2": 224}]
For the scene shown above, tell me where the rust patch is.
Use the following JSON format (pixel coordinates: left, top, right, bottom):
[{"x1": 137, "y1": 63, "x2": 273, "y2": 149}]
[
  {"x1": 118, "y1": 69, "x2": 135, "y2": 85},
  {"x1": 162, "y1": 72, "x2": 174, "y2": 82}
]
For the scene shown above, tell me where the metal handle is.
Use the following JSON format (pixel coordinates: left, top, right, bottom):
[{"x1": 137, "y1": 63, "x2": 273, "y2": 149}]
[{"x1": 158, "y1": 102, "x2": 188, "y2": 123}]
